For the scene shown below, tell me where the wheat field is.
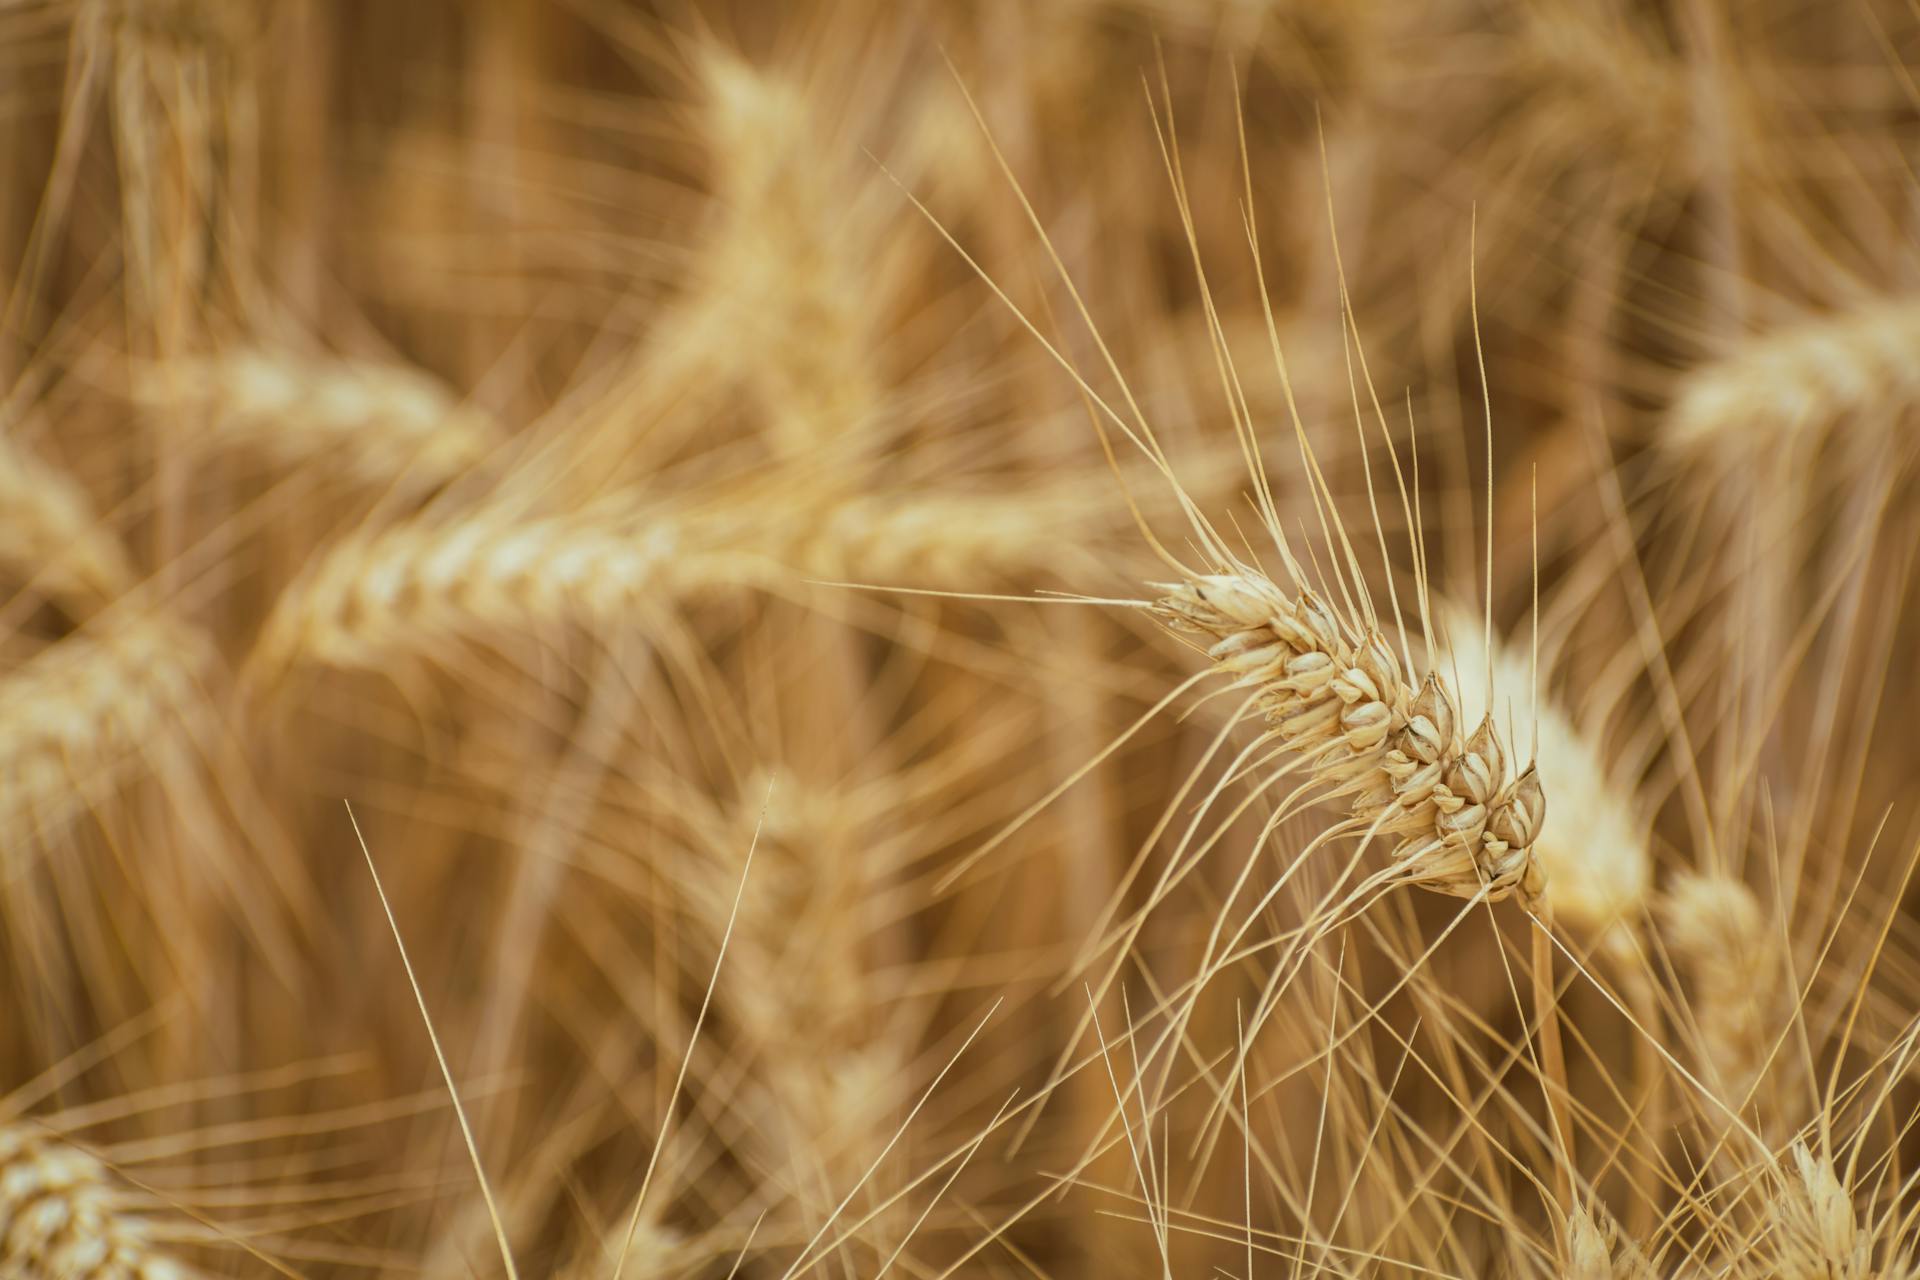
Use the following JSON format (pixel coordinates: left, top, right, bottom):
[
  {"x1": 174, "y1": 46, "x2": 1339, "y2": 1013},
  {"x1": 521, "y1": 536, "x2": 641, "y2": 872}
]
[{"x1": 4, "y1": 1, "x2": 1920, "y2": 1277}]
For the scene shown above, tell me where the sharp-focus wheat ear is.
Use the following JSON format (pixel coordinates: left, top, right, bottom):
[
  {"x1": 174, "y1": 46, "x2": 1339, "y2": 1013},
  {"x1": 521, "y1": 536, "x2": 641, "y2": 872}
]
[
  {"x1": 1442, "y1": 604, "x2": 1650, "y2": 935},
  {"x1": 1564, "y1": 1202, "x2": 1654, "y2": 1279},
  {"x1": 0, "y1": 436, "x2": 135, "y2": 614},
  {"x1": 1664, "y1": 299, "x2": 1920, "y2": 462},
  {"x1": 1152, "y1": 568, "x2": 1546, "y2": 904},
  {"x1": 0, "y1": 1126, "x2": 194, "y2": 1280},
  {"x1": 129, "y1": 349, "x2": 504, "y2": 489},
  {"x1": 1752, "y1": 1141, "x2": 1871, "y2": 1280},
  {"x1": 0, "y1": 615, "x2": 218, "y2": 849},
  {"x1": 1660, "y1": 871, "x2": 1787, "y2": 1109}
]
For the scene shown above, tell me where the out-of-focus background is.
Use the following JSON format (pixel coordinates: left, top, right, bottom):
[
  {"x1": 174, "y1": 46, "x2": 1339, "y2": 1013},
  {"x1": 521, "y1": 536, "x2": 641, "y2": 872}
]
[{"x1": 5, "y1": 2, "x2": 1920, "y2": 1276}]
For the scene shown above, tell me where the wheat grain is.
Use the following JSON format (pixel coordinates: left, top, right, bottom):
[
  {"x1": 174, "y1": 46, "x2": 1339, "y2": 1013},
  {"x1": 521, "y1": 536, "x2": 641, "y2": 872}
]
[
  {"x1": 0, "y1": 1126, "x2": 193, "y2": 1280},
  {"x1": 130, "y1": 349, "x2": 502, "y2": 489},
  {"x1": 0, "y1": 436, "x2": 135, "y2": 613},
  {"x1": 1153, "y1": 569, "x2": 1546, "y2": 903}
]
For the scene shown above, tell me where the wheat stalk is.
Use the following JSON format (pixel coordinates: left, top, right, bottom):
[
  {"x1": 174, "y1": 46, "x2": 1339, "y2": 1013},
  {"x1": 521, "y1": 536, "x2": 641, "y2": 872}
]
[
  {"x1": 129, "y1": 349, "x2": 503, "y2": 489},
  {"x1": 0, "y1": 1126, "x2": 193, "y2": 1280}
]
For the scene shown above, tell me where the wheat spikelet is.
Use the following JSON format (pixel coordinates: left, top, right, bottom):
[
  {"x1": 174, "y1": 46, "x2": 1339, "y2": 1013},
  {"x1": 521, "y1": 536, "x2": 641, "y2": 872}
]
[
  {"x1": 0, "y1": 1126, "x2": 193, "y2": 1280},
  {"x1": 130, "y1": 349, "x2": 503, "y2": 488},
  {"x1": 1666, "y1": 298, "x2": 1920, "y2": 458},
  {"x1": 0, "y1": 436, "x2": 135, "y2": 613},
  {"x1": 1441, "y1": 604, "x2": 1650, "y2": 933},
  {"x1": 0, "y1": 615, "x2": 218, "y2": 849},
  {"x1": 1747, "y1": 1142, "x2": 1872, "y2": 1280},
  {"x1": 1659, "y1": 871, "x2": 1787, "y2": 1108},
  {"x1": 1153, "y1": 569, "x2": 1546, "y2": 903},
  {"x1": 1564, "y1": 1204, "x2": 1654, "y2": 1279}
]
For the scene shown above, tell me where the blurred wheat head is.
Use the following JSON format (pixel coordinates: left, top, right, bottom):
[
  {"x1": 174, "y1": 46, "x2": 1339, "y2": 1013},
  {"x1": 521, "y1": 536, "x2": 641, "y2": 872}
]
[{"x1": 5, "y1": 1, "x2": 1920, "y2": 1278}]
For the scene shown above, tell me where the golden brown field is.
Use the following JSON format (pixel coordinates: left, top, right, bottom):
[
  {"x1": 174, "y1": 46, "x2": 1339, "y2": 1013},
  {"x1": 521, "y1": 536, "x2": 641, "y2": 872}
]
[{"x1": 5, "y1": 1, "x2": 1920, "y2": 1276}]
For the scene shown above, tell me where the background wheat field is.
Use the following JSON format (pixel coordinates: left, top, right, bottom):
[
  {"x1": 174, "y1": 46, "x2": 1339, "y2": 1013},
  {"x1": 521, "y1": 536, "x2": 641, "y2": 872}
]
[{"x1": 4, "y1": 1, "x2": 1920, "y2": 1277}]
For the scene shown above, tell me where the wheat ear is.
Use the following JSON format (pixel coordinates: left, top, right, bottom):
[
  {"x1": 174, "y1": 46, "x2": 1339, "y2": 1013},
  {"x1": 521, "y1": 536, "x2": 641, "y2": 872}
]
[
  {"x1": 1666, "y1": 298, "x2": 1920, "y2": 458},
  {"x1": 249, "y1": 489, "x2": 1082, "y2": 682},
  {"x1": 1152, "y1": 569, "x2": 1547, "y2": 904},
  {"x1": 0, "y1": 615, "x2": 218, "y2": 849},
  {"x1": 1564, "y1": 1202, "x2": 1655, "y2": 1279},
  {"x1": 1752, "y1": 1141, "x2": 1871, "y2": 1280},
  {"x1": 0, "y1": 436, "x2": 135, "y2": 613},
  {"x1": 0, "y1": 1126, "x2": 194, "y2": 1280},
  {"x1": 1441, "y1": 603, "x2": 1650, "y2": 933},
  {"x1": 1660, "y1": 871, "x2": 1788, "y2": 1113},
  {"x1": 130, "y1": 348, "x2": 502, "y2": 488}
]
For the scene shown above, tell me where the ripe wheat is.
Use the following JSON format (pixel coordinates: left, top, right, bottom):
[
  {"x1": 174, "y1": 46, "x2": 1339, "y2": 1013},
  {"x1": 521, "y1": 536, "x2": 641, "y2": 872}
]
[
  {"x1": 0, "y1": 437, "x2": 134, "y2": 614},
  {"x1": 1154, "y1": 568, "x2": 1547, "y2": 904},
  {"x1": 130, "y1": 349, "x2": 503, "y2": 489},
  {"x1": 0, "y1": 615, "x2": 217, "y2": 849},
  {"x1": 0, "y1": 1126, "x2": 191, "y2": 1280}
]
